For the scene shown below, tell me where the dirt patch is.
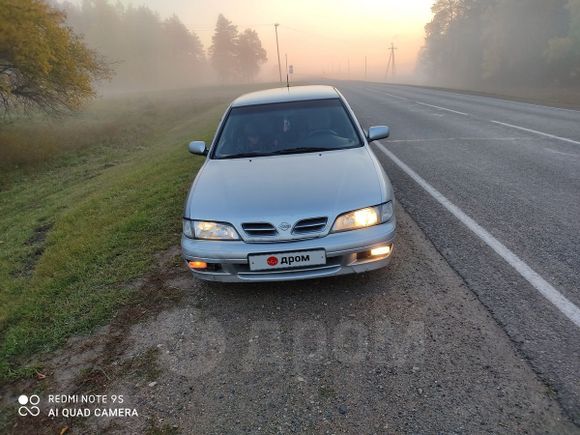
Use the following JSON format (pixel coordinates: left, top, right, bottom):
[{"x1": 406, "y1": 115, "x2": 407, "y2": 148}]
[
  {"x1": 25, "y1": 223, "x2": 53, "y2": 247},
  {"x1": 0, "y1": 246, "x2": 187, "y2": 434},
  {"x1": 11, "y1": 222, "x2": 53, "y2": 278}
]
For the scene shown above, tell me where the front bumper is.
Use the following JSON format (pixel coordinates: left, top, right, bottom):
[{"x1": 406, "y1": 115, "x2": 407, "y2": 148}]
[{"x1": 181, "y1": 221, "x2": 396, "y2": 282}]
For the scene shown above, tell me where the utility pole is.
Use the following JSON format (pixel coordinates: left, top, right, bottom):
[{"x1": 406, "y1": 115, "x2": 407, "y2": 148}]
[
  {"x1": 285, "y1": 53, "x2": 289, "y2": 87},
  {"x1": 390, "y1": 42, "x2": 396, "y2": 77},
  {"x1": 274, "y1": 23, "x2": 282, "y2": 83},
  {"x1": 364, "y1": 56, "x2": 367, "y2": 81},
  {"x1": 385, "y1": 43, "x2": 397, "y2": 80}
]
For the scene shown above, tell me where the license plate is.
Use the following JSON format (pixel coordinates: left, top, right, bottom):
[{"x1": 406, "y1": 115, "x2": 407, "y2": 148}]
[{"x1": 248, "y1": 250, "x2": 326, "y2": 271}]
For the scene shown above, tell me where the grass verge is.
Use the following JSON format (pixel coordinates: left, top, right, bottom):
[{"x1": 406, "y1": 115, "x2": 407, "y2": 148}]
[{"x1": 0, "y1": 85, "x2": 264, "y2": 383}]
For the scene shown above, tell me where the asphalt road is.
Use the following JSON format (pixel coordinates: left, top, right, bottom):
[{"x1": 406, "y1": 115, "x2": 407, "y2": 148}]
[{"x1": 339, "y1": 81, "x2": 580, "y2": 425}]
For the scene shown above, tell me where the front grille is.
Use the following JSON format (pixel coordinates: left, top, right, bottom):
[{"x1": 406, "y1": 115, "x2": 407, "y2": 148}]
[
  {"x1": 292, "y1": 217, "x2": 328, "y2": 235},
  {"x1": 242, "y1": 222, "x2": 278, "y2": 237}
]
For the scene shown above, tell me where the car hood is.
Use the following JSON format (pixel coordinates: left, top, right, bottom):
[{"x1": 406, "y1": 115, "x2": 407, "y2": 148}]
[{"x1": 185, "y1": 147, "x2": 387, "y2": 225}]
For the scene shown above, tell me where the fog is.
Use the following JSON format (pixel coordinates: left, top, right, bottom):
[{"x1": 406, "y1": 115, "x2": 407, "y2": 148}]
[
  {"x1": 59, "y1": 1, "x2": 210, "y2": 92},
  {"x1": 418, "y1": 0, "x2": 580, "y2": 89},
  {"x1": 58, "y1": 0, "x2": 580, "y2": 92}
]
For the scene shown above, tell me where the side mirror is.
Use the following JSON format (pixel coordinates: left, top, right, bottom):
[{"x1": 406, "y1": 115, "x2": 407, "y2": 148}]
[
  {"x1": 367, "y1": 126, "x2": 390, "y2": 142},
  {"x1": 188, "y1": 140, "x2": 207, "y2": 156}
]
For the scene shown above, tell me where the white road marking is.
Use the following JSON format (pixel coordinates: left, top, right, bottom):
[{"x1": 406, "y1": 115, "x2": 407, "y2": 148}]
[
  {"x1": 375, "y1": 140, "x2": 580, "y2": 329},
  {"x1": 491, "y1": 120, "x2": 580, "y2": 146},
  {"x1": 388, "y1": 137, "x2": 521, "y2": 143},
  {"x1": 416, "y1": 102, "x2": 469, "y2": 116},
  {"x1": 381, "y1": 91, "x2": 410, "y2": 101},
  {"x1": 545, "y1": 148, "x2": 580, "y2": 158}
]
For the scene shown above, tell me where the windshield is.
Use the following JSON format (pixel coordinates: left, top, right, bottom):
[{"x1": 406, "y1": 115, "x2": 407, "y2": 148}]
[{"x1": 212, "y1": 98, "x2": 362, "y2": 159}]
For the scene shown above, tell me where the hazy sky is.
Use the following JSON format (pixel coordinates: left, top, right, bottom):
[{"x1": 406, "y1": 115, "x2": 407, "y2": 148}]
[{"x1": 108, "y1": 0, "x2": 434, "y2": 81}]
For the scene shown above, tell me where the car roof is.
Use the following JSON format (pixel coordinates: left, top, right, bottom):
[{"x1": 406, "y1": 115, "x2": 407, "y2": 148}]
[{"x1": 231, "y1": 85, "x2": 340, "y2": 107}]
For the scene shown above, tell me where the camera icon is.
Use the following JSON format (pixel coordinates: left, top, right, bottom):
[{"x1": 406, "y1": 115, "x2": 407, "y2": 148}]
[{"x1": 17, "y1": 394, "x2": 41, "y2": 417}]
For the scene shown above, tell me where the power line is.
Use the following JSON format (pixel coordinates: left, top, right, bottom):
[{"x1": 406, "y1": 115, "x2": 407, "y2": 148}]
[
  {"x1": 188, "y1": 23, "x2": 275, "y2": 32},
  {"x1": 279, "y1": 25, "x2": 355, "y2": 46}
]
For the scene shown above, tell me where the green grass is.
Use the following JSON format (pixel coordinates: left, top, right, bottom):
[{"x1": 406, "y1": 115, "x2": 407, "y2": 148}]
[{"x1": 0, "y1": 84, "x2": 267, "y2": 383}]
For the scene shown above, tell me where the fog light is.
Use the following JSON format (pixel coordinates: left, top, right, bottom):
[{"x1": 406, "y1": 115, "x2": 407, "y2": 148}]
[
  {"x1": 370, "y1": 244, "x2": 392, "y2": 257},
  {"x1": 188, "y1": 260, "x2": 207, "y2": 270}
]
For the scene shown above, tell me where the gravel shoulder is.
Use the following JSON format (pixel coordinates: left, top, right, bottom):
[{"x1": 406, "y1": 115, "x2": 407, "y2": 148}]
[{"x1": 3, "y1": 204, "x2": 577, "y2": 434}]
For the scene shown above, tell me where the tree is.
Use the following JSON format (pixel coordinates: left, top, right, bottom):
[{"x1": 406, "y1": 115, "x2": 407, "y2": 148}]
[
  {"x1": 236, "y1": 29, "x2": 267, "y2": 82},
  {"x1": 419, "y1": 0, "x2": 488, "y2": 86},
  {"x1": 164, "y1": 15, "x2": 205, "y2": 66},
  {"x1": 209, "y1": 14, "x2": 239, "y2": 82},
  {"x1": 209, "y1": 15, "x2": 268, "y2": 83},
  {"x1": 544, "y1": 0, "x2": 580, "y2": 83},
  {"x1": 0, "y1": 0, "x2": 111, "y2": 115},
  {"x1": 163, "y1": 15, "x2": 206, "y2": 85},
  {"x1": 482, "y1": 0, "x2": 568, "y2": 85}
]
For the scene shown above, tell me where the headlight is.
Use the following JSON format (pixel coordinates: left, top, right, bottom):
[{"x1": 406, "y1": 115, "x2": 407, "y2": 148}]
[
  {"x1": 331, "y1": 202, "x2": 393, "y2": 233},
  {"x1": 183, "y1": 219, "x2": 240, "y2": 240}
]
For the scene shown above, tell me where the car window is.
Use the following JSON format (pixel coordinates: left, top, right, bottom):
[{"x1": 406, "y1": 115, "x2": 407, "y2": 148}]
[{"x1": 212, "y1": 99, "x2": 362, "y2": 159}]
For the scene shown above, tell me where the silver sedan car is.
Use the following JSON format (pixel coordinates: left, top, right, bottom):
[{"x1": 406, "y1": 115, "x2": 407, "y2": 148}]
[{"x1": 181, "y1": 85, "x2": 396, "y2": 282}]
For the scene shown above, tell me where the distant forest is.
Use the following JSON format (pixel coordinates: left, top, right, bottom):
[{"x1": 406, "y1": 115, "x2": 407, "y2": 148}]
[
  {"x1": 58, "y1": 1, "x2": 267, "y2": 91},
  {"x1": 419, "y1": 0, "x2": 580, "y2": 87}
]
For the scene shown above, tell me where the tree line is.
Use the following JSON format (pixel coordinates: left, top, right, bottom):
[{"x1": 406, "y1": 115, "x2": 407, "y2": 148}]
[
  {"x1": 1, "y1": 0, "x2": 267, "y2": 115},
  {"x1": 61, "y1": 2, "x2": 267, "y2": 90},
  {"x1": 60, "y1": 0, "x2": 206, "y2": 92},
  {"x1": 419, "y1": 0, "x2": 580, "y2": 87}
]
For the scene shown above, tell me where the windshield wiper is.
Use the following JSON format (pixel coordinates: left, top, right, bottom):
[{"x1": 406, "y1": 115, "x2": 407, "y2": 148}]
[
  {"x1": 218, "y1": 147, "x2": 335, "y2": 159},
  {"x1": 218, "y1": 147, "x2": 331, "y2": 159},
  {"x1": 219, "y1": 152, "x2": 271, "y2": 159},
  {"x1": 271, "y1": 147, "x2": 331, "y2": 155}
]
